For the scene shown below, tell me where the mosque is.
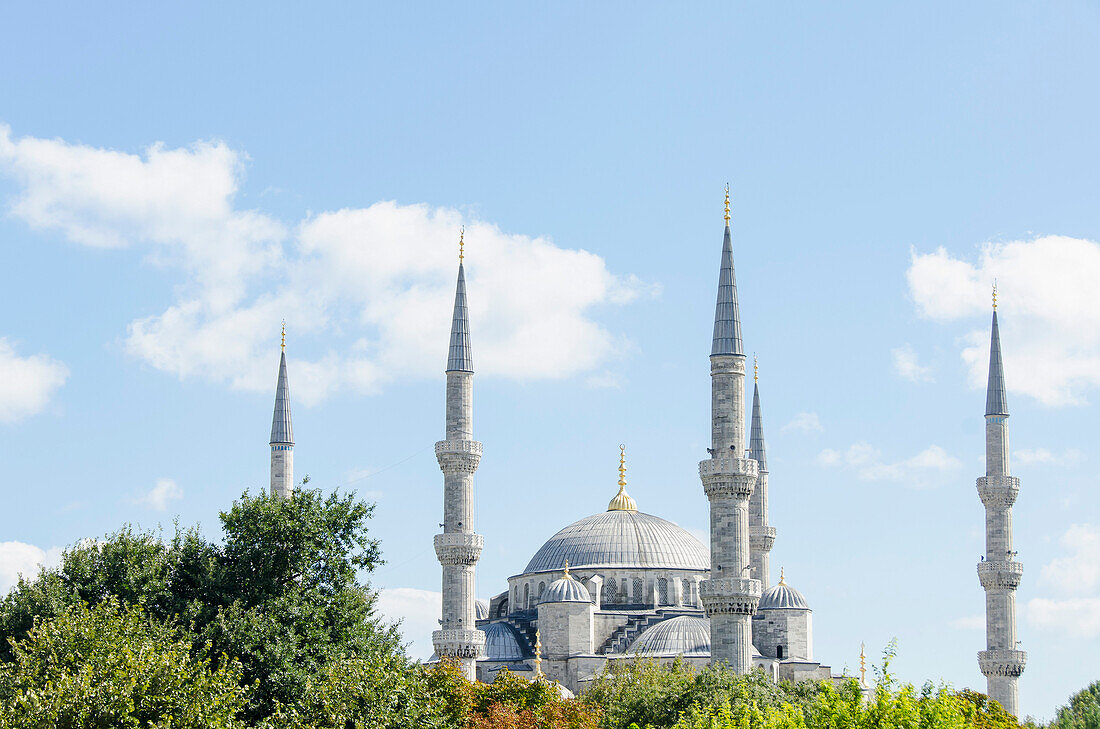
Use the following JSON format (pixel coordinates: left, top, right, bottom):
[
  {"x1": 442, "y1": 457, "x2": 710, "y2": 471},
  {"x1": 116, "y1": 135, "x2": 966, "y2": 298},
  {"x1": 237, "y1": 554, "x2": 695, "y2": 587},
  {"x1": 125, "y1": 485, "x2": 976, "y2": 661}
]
[{"x1": 263, "y1": 191, "x2": 1024, "y2": 710}]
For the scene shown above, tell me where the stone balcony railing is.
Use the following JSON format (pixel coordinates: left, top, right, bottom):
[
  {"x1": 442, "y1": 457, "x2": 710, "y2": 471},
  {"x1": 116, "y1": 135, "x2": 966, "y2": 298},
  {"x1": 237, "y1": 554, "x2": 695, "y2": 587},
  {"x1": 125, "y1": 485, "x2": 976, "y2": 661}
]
[
  {"x1": 977, "y1": 560, "x2": 1024, "y2": 591},
  {"x1": 433, "y1": 628, "x2": 486, "y2": 659},
  {"x1": 434, "y1": 533, "x2": 484, "y2": 566},
  {"x1": 978, "y1": 649, "x2": 1027, "y2": 677},
  {"x1": 976, "y1": 475, "x2": 1020, "y2": 509}
]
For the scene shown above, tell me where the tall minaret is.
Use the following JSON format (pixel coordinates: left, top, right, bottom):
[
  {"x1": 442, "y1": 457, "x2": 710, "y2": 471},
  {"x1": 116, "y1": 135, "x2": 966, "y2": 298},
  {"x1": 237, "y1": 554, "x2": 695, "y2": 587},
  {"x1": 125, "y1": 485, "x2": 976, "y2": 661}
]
[
  {"x1": 269, "y1": 322, "x2": 294, "y2": 498},
  {"x1": 700, "y1": 186, "x2": 761, "y2": 672},
  {"x1": 748, "y1": 356, "x2": 776, "y2": 589},
  {"x1": 432, "y1": 229, "x2": 485, "y2": 680},
  {"x1": 976, "y1": 284, "x2": 1026, "y2": 715}
]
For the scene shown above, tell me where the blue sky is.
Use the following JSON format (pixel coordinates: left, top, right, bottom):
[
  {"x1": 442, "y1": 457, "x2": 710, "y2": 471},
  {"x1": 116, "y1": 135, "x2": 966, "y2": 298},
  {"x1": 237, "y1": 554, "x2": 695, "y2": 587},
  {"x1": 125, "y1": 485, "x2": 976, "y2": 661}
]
[{"x1": 1, "y1": 2, "x2": 1099, "y2": 720}]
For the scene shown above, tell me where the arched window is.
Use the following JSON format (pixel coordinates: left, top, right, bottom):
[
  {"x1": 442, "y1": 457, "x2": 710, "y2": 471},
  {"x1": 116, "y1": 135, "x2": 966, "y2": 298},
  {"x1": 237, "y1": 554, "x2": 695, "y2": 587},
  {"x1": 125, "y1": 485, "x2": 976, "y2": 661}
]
[
  {"x1": 538, "y1": 581, "x2": 546, "y2": 603},
  {"x1": 524, "y1": 584, "x2": 530, "y2": 609},
  {"x1": 633, "y1": 578, "x2": 643, "y2": 603},
  {"x1": 604, "y1": 579, "x2": 617, "y2": 604},
  {"x1": 498, "y1": 599, "x2": 509, "y2": 618},
  {"x1": 777, "y1": 645, "x2": 785, "y2": 659},
  {"x1": 657, "y1": 578, "x2": 669, "y2": 606}
]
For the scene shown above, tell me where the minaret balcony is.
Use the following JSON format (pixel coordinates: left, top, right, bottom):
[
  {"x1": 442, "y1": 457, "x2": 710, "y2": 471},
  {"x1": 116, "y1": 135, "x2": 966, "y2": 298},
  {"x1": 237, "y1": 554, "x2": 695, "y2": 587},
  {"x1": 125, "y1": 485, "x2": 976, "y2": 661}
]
[
  {"x1": 701, "y1": 577, "x2": 762, "y2": 615},
  {"x1": 435, "y1": 439, "x2": 483, "y2": 472},
  {"x1": 433, "y1": 628, "x2": 486, "y2": 659},
  {"x1": 750, "y1": 525, "x2": 777, "y2": 552},
  {"x1": 977, "y1": 560, "x2": 1024, "y2": 591},
  {"x1": 978, "y1": 649, "x2": 1027, "y2": 678},
  {"x1": 434, "y1": 533, "x2": 484, "y2": 566},
  {"x1": 976, "y1": 475, "x2": 1020, "y2": 508},
  {"x1": 700, "y1": 457, "x2": 758, "y2": 500}
]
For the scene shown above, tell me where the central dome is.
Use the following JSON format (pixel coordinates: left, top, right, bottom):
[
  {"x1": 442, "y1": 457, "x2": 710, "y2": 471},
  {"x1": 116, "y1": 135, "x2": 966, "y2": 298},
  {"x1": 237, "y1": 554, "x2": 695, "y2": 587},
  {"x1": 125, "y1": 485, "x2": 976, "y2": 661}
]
[{"x1": 524, "y1": 510, "x2": 709, "y2": 573}]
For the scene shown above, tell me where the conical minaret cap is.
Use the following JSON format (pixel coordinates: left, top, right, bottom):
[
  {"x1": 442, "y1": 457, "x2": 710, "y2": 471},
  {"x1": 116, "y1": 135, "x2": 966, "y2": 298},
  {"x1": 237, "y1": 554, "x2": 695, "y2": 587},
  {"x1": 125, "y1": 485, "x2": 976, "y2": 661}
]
[
  {"x1": 270, "y1": 347, "x2": 294, "y2": 445},
  {"x1": 749, "y1": 379, "x2": 767, "y2": 472},
  {"x1": 447, "y1": 261, "x2": 473, "y2": 372},
  {"x1": 711, "y1": 210, "x2": 744, "y2": 356},
  {"x1": 985, "y1": 310, "x2": 1008, "y2": 417}
]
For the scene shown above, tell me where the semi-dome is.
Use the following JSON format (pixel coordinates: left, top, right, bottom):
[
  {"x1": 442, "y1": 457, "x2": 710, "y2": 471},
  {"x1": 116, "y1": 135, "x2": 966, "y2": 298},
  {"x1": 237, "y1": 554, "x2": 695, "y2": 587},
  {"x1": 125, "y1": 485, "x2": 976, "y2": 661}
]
[
  {"x1": 524, "y1": 510, "x2": 709, "y2": 573},
  {"x1": 758, "y1": 570, "x2": 809, "y2": 610},
  {"x1": 475, "y1": 600, "x2": 490, "y2": 620},
  {"x1": 543, "y1": 567, "x2": 592, "y2": 603},
  {"x1": 481, "y1": 622, "x2": 524, "y2": 661},
  {"x1": 627, "y1": 616, "x2": 711, "y2": 656}
]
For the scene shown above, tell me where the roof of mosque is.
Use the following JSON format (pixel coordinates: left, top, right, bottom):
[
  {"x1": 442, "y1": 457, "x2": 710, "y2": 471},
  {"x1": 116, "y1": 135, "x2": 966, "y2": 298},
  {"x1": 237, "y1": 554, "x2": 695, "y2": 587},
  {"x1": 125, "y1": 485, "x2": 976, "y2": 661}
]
[
  {"x1": 543, "y1": 574, "x2": 592, "y2": 603},
  {"x1": 480, "y1": 622, "x2": 524, "y2": 661},
  {"x1": 523, "y1": 509, "x2": 709, "y2": 574},
  {"x1": 759, "y1": 577, "x2": 810, "y2": 611},
  {"x1": 627, "y1": 616, "x2": 712, "y2": 656}
]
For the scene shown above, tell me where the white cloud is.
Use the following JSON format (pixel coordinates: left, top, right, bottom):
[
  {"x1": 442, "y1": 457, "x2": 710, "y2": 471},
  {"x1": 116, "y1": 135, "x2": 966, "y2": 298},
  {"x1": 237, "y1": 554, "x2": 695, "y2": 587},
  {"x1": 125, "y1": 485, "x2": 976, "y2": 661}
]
[
  {"x1": 891, "y1": 344, "x2": 933, "y2": 383},
  {"x1": 0, "y1": 338, "x2": 68, "y2": 424},
  {"x1": 138, "y1": 478, "x2": 183, "y2": 511},
  {"x1": 817, "y1": 442, "x2": 960, "y2": 486},
  {"x1": 948, "y1": 615, "x2": 985, "y2": 631},
  {"x1": 1027, "y1": 598, "x2": 1100, "y2": 640},
  {"x1": 1013, "y1": 447, "x2": 1083, "y2": 467},
  {"x1": 0, "y1": 541, "x2": 62, "y2": 594},
  {"x1": 376, "y1": 587, "x2": 442, "y2": 660},
  {"x1": 1040, "y1": 524, "x2": 1100, "y2": 597},
  {"x1": 782, "y1": 412, "x2": 823, "y2": 433},
  {"x1": 0, "y1": 126, "x2": 648, "y2": 405},
  {"x1": 907, "y1": 237, "x2": 1100, "y2": 407}
]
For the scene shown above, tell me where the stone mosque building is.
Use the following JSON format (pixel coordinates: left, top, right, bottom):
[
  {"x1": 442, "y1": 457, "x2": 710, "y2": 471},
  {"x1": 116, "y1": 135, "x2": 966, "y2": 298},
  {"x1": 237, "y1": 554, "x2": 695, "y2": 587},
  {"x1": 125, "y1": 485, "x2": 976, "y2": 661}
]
[{"x1": 263, "y1": 194, "x2": 1025, "y2": 711}]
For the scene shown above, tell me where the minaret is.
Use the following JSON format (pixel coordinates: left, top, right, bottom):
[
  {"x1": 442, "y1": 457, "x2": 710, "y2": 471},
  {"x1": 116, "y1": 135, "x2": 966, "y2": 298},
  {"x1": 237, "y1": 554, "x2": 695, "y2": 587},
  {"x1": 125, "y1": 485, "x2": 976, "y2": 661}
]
[
  {"x1": 269, "y1": 322, "x2": 294, "y2": 498},
  {"x1": 976, "y1": 284, "x2": 1026, "y2": 715},
  {"x1": 432, "y1": 228, "x2": 486, "y2": 680},
  {"x1": 700, "y1": 185, "x2": 761, "y2": 672},
  {"x1": 748, "y1": 356, "x2": 776, "y2": 589}
]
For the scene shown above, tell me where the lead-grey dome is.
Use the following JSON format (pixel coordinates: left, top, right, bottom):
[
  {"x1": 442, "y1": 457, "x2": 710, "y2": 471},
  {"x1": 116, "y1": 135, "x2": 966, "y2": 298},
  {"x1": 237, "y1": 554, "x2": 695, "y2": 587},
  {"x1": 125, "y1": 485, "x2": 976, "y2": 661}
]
[
  {"x1": 475, "y1": 600, "x2": 489, "y2": 620},
  {"x1": 627, "y1": 616, "x2": 711, "y2": 656},
  {"x1": 544, "y1": 575, "x2": 591, "y2": 603},
  {"x1": 758, "y1": 580, "x2": 809, "y2": 610},
  {"x1": 524, "y1": 510, "x2": 709, "y2": 573},
  {"x1": 481, "y1": 622, "x2": 524, "y2": 661}
]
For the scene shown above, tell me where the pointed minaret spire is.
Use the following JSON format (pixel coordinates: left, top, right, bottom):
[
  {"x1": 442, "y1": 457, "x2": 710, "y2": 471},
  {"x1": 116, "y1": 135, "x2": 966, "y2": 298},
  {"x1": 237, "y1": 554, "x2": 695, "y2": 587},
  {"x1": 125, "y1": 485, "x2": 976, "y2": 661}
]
[
  {"x1": 433, "y1": 228, "x2": 485, "y2": 679},
  {"x1": 447, "y1": 229, "x2": 473, "y2": 373},
  {"x1": 748, "y1": 355, "x2": 775, "y2": 589},
  {"x1": 976, "y1": 285, "x2": 1026, "y2": 715},
  {"x1": 269, "y1": 321, "x2": 294, "y2": 498},
  {"x1": 712, "y1": 184, "x2": 744, "y2": 356}
]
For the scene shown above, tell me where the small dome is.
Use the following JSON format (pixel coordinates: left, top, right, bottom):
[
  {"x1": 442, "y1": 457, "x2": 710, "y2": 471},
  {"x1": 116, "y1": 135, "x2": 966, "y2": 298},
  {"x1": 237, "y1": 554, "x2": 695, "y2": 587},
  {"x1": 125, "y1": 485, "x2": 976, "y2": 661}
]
[
  {"x1": 543, "y1": 574, "x2": 592, "y2": 603},
  {"x1": 481, "y1": 622, "x2": 524, "y2": 661},
  {"x1": 475, "y1": 600, "x2": 489, "y2": 620},
  {"x1": 627, "y1": 616, "x2": 710, "y2": 656},
  {"x1": 759, "y1": 571, "x2": 809, "y2": 610}
]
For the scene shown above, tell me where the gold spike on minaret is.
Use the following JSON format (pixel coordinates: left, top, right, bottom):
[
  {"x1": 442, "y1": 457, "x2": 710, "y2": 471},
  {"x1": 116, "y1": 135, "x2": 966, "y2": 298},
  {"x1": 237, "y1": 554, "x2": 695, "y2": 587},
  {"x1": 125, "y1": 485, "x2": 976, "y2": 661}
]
[
  {"x1": 992, "y1": 279, "x2": 997, "y2": 311},
  {"x1": 459, "y1": 226, "x2": 465, "y2": 262},
  {"x1": 754, "y1": 354, "x2": 758, "y2": 384},
  {"x1": 724, "y1": 183, "x2": 731, "y2": 224},
  {"x1": 281, "y1": 320, "x2": 286, "y2": 352},
  {"x1": 608, "y1": 444, "x2": 638, "y2": 511}
]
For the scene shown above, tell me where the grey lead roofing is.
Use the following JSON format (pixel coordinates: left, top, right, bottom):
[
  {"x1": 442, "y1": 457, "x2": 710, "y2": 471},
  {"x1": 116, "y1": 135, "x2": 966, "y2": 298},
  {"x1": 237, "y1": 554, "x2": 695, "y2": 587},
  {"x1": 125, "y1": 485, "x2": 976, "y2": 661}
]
[
  {"x1": 523, "y1": 509, "x2": 709, "y2": 574},
  {"x1": 269, "y1": 350, "x2": 293, "y2": 445},
  {"x1": 758, "y1": 582, "x2": 810, "y2": 610},
  {"x1": 749, "y1": 382, "x2": 767, "y2": 472},
  {"x1": 482, "y1": 622, "x2": 525, "y2": 661},
  {"x1": 985, "y1": 311, "x2": 1009, "y2": 416},
  {"x1": 626, "y1": 616, "x2": 711, "y2": 657},
  {"x1": 711, "y1": 224, "x2": 744, "y2": 356},
  {"x1": 543, "y1": 575, "x2": 592, "y2": 603},
  {"x1": 447, "y1": 263, "x2": 473, "y2": 372}
]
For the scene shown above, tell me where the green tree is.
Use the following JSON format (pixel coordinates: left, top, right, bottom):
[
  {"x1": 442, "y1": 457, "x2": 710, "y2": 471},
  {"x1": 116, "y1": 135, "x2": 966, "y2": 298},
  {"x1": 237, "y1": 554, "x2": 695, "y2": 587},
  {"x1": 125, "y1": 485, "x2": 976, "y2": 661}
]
[
  {"x1": 1049, "y1": 681, "x2": 1100, "y2": 729},
  {"x1": 0, "y1": 598, "x2": 246, "y2": 728}
]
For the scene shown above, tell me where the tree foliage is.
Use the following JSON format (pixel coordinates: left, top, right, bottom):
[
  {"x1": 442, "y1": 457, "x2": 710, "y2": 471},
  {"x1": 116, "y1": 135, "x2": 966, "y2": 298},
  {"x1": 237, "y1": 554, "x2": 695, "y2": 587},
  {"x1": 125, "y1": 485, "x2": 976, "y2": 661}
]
[{"x1": 1049, "y1": 681, "x2": 1100, "y2": 729}]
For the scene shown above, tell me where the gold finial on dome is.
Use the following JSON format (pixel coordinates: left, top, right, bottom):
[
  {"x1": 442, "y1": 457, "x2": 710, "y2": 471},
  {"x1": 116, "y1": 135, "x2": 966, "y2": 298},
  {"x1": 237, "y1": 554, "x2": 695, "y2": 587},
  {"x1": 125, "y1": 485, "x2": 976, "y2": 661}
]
[
  {"x1": 459, "y1": 226, "x2": 465, "y2": 262},
  {"x1": 778, "y1": 567, "x2": 786, "y2": 586},
  {"x1": 608, "y1": 444, "x2": 638, "y2": 511},
  {"x1": 724, "y1": 183, "x2": 731, "y2": 224},
  {"x1": 859, "y1": 642, "x2": 867, "y2": 686},
  {"x1": 563, "y1": 559, "x2": 570, "y2": 579},
  {"x1": 281, "y1": 320, "x2": 286, "y2": 352},
  {"x1": 992, "y1": 279, "x2": 997, "y2": 311}
]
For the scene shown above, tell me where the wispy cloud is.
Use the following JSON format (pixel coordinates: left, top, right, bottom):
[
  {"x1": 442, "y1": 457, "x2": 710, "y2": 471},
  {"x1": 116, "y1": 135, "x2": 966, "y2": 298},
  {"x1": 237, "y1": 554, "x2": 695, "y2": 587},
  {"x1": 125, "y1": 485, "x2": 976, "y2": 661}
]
[
  {"x1": 0, "y1": 125, "x2": 651, "y2": 405},
  {"x1": 817, "y1": 442, "x2": 960, "y2": 486},
  {"x1": 376, "y1": 587, "x2": 442, "y2": 660},
  {"x1": 1013, "y1": 448, "x2": 1083, "y2": 467},
  {"x1": 0, "y1": 338, "x2": 68, "y2": 424},
  {"x1": 891, "y1": 344, "x2": 933, "y2": 383},
  {"x1": 907, "y1": 237, "x2": 1100, "y2": 407},
  {"x1": 782, "y1": 412, "x2": 823, "y2": 434},
  {"x1": 137, "y1": 478, "x2": 183, "y2": 512},
  {"x1": 1027, "y1": 524, "x2": 1100, "y2": 640},
  {"x1": 0, "y1": 541, "x2": 62, "y2": 594}
]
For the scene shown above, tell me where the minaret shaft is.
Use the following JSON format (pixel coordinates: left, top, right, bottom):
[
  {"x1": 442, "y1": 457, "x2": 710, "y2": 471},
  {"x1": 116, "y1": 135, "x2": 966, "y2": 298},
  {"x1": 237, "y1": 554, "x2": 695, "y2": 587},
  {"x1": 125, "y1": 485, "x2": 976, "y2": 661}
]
[
  {"x1": 748, "y1": 381, "x2": 775, "y2": 590},
  {"x1": 433, "y1": 260, "x2": 485, "y2": 680},
  {"x1": 976, "y1": 309, "x2": 1025, "y2": 715},
  {"x1": 700, "y1": 213, "x2": 760, "y2": 673}
]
